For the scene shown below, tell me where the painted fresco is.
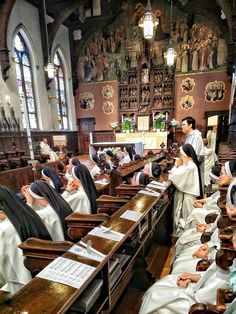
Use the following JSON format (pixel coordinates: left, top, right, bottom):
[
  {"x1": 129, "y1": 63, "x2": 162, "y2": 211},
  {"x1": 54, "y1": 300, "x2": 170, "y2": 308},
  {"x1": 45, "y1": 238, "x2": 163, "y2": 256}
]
[{"x1": 77, "y1": 1, "x2": 227, "y2": 83}]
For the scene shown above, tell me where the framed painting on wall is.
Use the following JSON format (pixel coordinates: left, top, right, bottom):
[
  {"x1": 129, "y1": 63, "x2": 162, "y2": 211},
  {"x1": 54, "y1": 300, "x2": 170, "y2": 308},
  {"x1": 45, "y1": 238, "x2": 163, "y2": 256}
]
[{"x1": 137, "y1": 115, "x2": 149, "y2": 131}]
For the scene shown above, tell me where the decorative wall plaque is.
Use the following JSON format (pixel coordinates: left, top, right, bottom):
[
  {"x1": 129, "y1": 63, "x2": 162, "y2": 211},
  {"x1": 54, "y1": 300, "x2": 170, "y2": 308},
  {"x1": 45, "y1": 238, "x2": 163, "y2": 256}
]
[
  {"x1": 102, "y1": 85, "x2": 114, "y2": 99},
  {"x1": 204, "y1": 81, "x2": 225, "y2": 102},
  {"x1": 180, "y1": 95, "x2": 194, "y2": 110},
  {"x1": 79, "y1": 92, "x2": 95, "y2": 111},
  {"x1": 102, "y1": 101, "x2": 114, "y2": 114},
  {"x1": 180, "y1": 77, "x2": 195, "y2": 93}
]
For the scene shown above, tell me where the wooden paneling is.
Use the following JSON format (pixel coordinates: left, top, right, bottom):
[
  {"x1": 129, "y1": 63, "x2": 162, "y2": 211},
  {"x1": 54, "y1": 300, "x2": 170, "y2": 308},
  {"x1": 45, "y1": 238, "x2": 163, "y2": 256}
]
[
  {"x1": 0, "y1": 166, "x2": 34, "y2": 192},
  {"x1": 93, "y1": 131, "x2": 115, "y2": 143},
  {"x1": 0, "y1": 131, "x2": 79, "y2": 156}
]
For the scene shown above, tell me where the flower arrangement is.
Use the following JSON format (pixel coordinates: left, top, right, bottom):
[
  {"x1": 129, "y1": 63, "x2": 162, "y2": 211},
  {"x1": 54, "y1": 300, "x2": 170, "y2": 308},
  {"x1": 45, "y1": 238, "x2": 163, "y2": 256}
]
[
  {"x1": 170, "y1": 119, "x2": 180, "y2": 127},
  {"x1": 153, "y1": 113, "x2": 165, "y2": 130},
  {"x1": 122, "y1": 117, "x2": 135, "y2": 132},
  {"x1": 110, "y1": 122, "x2": 119, "y2": 129}
]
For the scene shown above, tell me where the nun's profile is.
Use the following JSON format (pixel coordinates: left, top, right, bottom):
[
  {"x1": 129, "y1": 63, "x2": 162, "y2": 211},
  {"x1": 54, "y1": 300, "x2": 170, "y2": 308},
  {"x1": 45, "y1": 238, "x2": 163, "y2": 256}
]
[{"x1": 62, "y1": 164, "x2": 98, "y2": 214}]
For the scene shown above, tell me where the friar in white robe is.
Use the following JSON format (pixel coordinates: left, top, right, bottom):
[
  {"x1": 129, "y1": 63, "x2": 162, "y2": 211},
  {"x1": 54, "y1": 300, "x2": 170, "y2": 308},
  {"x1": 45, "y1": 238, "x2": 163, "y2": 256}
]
[
  {"x1": 39, "y1": 138, "x2": 57, "y2": 161},
  {"x1": 182, "y1": 117, "x2": 205, "y2": 188},
  {"x1": 139, "y1": 262, "x2": 228, "y2": 314},
  {"x1": 169, "y1": 144, "x2": 202, "y2": 236}
]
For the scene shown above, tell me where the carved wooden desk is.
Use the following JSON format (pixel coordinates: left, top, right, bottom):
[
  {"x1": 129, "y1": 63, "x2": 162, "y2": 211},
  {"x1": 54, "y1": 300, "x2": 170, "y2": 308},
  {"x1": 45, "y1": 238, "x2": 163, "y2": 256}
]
[{"x1": 0, "y1": 180, "x2": 172, "y2": 314}]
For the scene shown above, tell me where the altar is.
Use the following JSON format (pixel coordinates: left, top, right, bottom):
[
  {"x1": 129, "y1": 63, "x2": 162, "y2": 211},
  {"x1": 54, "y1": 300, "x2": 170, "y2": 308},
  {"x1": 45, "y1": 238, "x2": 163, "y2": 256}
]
[{"x1": 115, "y1": 131, "x2": 168, "y2": 150}]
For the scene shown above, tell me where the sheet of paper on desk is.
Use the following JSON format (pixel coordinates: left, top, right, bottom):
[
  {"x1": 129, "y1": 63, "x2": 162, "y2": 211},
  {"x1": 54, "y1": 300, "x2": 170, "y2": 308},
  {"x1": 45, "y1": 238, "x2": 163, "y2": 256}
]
[
  {"x1": 94, "y1": 179, "x2": 108, "y2": 185},
  {"x1": 147, "y1": 183, "x2": 166, "y2": 190},
  {"x1": 138, "y1": 190, "x2": 160, "y2": 197},
  {"x1": 69, "y1": 244, "x2": 105, "y2": 262},
  {"x1": 149, "y1": 181, "x2": 167, "y2": 190},
  {"x1": 89, "y1": 227, "x2": 125, "y2": 242},
  {"x1": 120, "y1": 210, "x2": 143, "y2": 222},
  {"x1": 36, "y1": 257, "x2": 96, "y2": 289}
]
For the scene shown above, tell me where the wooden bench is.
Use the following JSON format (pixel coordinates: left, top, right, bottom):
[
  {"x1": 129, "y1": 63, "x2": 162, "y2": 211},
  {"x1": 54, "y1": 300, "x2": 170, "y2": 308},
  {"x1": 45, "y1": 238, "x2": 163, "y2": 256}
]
[
  {"x1": 18, "y1": 238, "x2": 73, "y2": 275},
  {"x1": 97, "y1": 195, "x2": 130, "y2": 215},
  {"x1": 65, "y1": 212, "x2": 110, "y2": 241},
  {"x1": 189, "y1": 289, "x2": 236, "y2": 314}
]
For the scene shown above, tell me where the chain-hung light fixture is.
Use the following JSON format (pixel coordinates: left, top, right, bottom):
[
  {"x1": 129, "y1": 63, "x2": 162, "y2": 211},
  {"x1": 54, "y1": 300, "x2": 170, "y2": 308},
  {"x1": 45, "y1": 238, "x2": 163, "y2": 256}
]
[
  {"x1": 43, "y1": 0, "x2": 56, "y2": 79},
  {"x1": 138, "y1": 0, "x2": 159, "y2": 40},
  {"x1": 164, "y1": 0, "x2": 177, "y2": 66}
]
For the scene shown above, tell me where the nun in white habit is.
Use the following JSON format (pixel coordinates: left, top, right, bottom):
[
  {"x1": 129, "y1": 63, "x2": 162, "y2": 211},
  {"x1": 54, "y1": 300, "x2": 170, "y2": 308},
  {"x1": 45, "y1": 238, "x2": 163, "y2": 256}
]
[
  {"x1": 0, "y1": 185, "x2": 52, "y2": 295},
  {"x1": 169, "y1": 144, "x2": 203, "y2": 236},
  {"x1": 184, "y1": 164, "x2": 225, "y2": 230},
  {"x1": 174, "y1": 166, "x2": 222, "y2": 258},
  {"x1": 171, "y1": 229, "x2": 220, "y2": 274},
  {"x1": 22, "y1": 180, "x2": 73, "y2": 241},
  {"x1": 64, "y1": 158, "x2": 81, "y2": 181},
  {"x1": 62, "y1": 164, "x2": 98, "y2": 214},
  {"x1": 139, "y1": 258, "x2": 229, "y2": 314},
  {"x1": 132, "y1": 172, "x2": 150, "y2": 186}
]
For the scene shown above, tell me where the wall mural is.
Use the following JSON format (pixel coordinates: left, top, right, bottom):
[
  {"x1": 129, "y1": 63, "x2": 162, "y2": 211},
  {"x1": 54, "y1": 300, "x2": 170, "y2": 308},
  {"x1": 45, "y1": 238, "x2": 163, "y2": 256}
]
[
  {"x1": 102, "y1": 85, "x2": 114, "y2": 99},
  {"x1": 180, "y1": 95, "x2": 194, "y2": 110},
  {"x1": 204, "y1": 80, "x2": 225, "y2": 102},
  {"x1": 79, "y1": 92, "x2": 95, "y2": 110},
  {"x1": 102, "y1": 101, "x2": 114, "y2": 114},
  {"x1": 181, "y1": 77, "x2": 195, "y2": 92},
  {"x1": 77, "y1": 1, "x2": 227, "y2": 83}
]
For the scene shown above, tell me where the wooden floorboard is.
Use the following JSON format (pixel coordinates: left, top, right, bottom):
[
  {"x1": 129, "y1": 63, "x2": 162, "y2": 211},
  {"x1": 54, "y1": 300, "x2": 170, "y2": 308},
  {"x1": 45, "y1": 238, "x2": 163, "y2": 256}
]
[{"x1": 111, "y1": 243, "x2": 174, "y2": 314}]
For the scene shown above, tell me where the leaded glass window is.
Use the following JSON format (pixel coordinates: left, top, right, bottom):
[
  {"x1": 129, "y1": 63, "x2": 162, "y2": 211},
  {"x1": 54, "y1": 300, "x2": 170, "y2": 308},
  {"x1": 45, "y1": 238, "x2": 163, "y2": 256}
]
[
  {"x1": 54, "y1": 52, "x2": 69, "y2": 130},
  {"x1": 14, "y1": 33, "x2": 38, "y2": 129}
]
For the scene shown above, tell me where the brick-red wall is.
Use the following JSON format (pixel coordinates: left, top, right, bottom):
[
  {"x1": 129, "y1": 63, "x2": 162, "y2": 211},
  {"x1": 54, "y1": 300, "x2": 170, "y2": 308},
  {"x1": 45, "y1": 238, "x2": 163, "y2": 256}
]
[
  {"x1": 75, "y1": 81, "x2": 119, "y2": 131},
  {"x1": 174, "y1": 70, "x2": 230, "y2": 129}
]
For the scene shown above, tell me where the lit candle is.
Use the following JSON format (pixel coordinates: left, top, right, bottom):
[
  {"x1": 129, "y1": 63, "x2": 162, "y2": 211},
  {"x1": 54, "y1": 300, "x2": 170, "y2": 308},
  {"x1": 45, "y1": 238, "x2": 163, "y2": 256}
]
[
  {"x1": 121, "y1": 115, "x2": 124, "y2": 123},
  {"x1": 165, "y1": 112, "x2": 168, "y2": 120}
]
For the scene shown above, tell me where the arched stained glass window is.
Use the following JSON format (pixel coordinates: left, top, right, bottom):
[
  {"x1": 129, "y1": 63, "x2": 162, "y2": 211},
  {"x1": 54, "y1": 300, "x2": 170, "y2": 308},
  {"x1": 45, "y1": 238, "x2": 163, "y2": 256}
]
[
  {"x1": 14, "y1": 33, "x2": 38, "y2": 129},
  {"x1": 54, "y1": 52, "x2": 68, "y2": 130}
]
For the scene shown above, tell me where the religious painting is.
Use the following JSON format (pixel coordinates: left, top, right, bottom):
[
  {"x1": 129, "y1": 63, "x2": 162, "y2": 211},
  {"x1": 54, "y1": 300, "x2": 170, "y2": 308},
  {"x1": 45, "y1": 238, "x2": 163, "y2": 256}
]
[
  {"x1": 180, "y1": 95, "x2": 194, "y2": 110},
  {"x1": 204, "y1": 81, "x2": 225, "y2": 102},
  {"x1": 102, "y1": 85, "x2": 114, "y2": 99},
  {"x1": 102, "y1": 101, "x2": 114, "y2": 115},
  {"x1": 77, "y1": 2, "x2": 227, "y2": 83},
  {"x1": 180, "y1": 77, "x2": 195, "y2": 93},
  {"x1": 79, "y1": 92, "x2": 95, "y2": 111}
]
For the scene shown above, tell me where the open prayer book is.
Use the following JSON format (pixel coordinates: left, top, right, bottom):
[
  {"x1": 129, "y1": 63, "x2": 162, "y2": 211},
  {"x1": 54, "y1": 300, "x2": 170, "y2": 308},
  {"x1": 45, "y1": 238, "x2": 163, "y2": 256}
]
[{"x1": 147, "y1": 181, "x2": 167, "y2": 190}]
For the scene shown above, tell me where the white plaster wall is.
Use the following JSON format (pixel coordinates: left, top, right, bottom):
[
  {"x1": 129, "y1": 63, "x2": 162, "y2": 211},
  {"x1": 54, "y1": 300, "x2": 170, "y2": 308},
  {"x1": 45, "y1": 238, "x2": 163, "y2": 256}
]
[{"x1": 0, "y1": 0, "x2": 76, "y2": 131}]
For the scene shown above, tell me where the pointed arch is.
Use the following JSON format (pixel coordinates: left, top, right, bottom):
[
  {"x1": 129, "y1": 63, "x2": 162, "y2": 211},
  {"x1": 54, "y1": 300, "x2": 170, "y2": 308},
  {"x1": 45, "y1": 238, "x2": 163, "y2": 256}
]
[
  {"x1": 12, "y1": 25, "x2": 39, "y2": 129},
  {"x1": 52, "y1": 46, "x2": 70, "y2": 130}
]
